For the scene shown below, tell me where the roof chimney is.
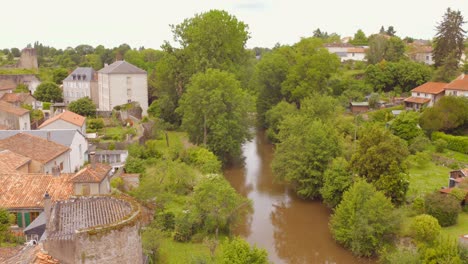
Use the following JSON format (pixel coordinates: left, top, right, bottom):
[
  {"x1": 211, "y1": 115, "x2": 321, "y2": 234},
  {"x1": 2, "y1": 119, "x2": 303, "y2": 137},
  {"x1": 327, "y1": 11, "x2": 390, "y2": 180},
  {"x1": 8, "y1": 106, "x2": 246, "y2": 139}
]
[
  {"x1": 89, "y1": 151, "x2": 96, "y2": 169},
  {"x1": 44, "y1": 192, "x2": 51, "y2": 230}
]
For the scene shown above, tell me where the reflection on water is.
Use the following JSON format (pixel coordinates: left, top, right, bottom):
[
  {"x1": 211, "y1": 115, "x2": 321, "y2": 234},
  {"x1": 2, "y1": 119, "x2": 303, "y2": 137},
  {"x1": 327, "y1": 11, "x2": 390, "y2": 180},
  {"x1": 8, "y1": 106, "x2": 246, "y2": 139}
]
[{"x1": 224, "y1": 131, "x2": 373, "y2": 264}]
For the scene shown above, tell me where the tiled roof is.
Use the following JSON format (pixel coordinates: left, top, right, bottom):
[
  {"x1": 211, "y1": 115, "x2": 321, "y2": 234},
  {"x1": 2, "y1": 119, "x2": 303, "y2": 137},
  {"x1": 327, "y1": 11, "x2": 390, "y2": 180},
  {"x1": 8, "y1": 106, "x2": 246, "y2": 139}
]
[
  {"x1": 324, "y1": 43, "x2": 354, "y2": 48},
  {"x1": 71, "y1": 163, "x2": 111, "y2": 183},
  {"x1": 0, "y1": 133, "x2": 70, "y2": 164},
  {"x1": 445, "y1": 74, "x2": 468, "y2": 91},
  {"x1": 48, "y1": 196, "x2": 135, "y2": 240},
  {"x1": 0, "y1": 150, "x2": 31, "y2": 173},
  {"x1": 0, "y1": 93, "x2": 34, "y2": 103},
  {"x1": 0, "y1": 101, "x2": 29, "y2": 116},
  {"x1": 404, "y1": 97, "x2": 431, "y2": 104},
  {"x1": 0, "y1": 173, "x2": 74, "y2": 209},
  {"x1": 411, "y1": 82, "x2": 447, "y2": 94},
  {"x1": 38, "y1": 110, "x2": 85, "y2": 128},
  {"x1": 460, "y1": 168, "x2": 468, "y2": 176},
  {"x1": 0, "y1": 80, "x2": 16, "y2": 91},
  {"x1": 347, "y1": 47, "x2": 366, "y2": 53},
  {"x1": 98, "y1": 61, "x2": 146, "y2": 74},
  {"x1": 0, "y1": 129, "x2": 83, "y2": 147}
]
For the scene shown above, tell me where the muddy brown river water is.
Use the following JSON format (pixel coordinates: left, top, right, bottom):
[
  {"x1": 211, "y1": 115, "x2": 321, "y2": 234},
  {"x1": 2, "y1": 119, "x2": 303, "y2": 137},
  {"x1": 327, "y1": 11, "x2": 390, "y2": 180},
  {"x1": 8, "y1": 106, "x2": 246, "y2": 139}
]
[{"x1": 224, "y1": 131, "x2": 374, "y2": 264}]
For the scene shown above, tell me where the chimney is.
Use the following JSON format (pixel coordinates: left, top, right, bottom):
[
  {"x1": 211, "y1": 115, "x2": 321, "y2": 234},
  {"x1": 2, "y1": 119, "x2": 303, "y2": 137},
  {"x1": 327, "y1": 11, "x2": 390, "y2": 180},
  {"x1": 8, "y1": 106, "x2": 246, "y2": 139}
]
[
  {"x1": 89, "y1": 151, "x2": 96, "y2": 169},
  {"x1": 51, "y1": 165, "x2": 60, "y2": 177},
  {"x1": 44, "y1": 192, "x2": 51, "y2": 230},
  {"x1": 47, "y1": 131, "x2": 51, "y2": 141}
]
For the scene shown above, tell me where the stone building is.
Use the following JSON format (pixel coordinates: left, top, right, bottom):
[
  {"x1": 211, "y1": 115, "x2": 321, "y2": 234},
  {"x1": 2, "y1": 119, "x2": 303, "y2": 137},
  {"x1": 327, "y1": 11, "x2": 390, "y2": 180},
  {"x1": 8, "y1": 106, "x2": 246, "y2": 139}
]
[
  {"x1": 71, "y1": 162, "x2": 112, "y2": 195},
  {"x1": 63, "y1": 67, "x2": 98, "y2": 106},
  {"x1": 97, "y1": 61, "x2": 148, "y2": 115},
  {"x1": 0, "y1": 100, "x2": 30, "y2": 130},
  {"x1": 44, "y1": 196, "x2": 143, "y2": 264},
  {"x1": 16, "y1": 48, "x2": 39, "y2": 69},
  {"x1": 0, "y1": 74, "x2": 41, "y2": 96}
]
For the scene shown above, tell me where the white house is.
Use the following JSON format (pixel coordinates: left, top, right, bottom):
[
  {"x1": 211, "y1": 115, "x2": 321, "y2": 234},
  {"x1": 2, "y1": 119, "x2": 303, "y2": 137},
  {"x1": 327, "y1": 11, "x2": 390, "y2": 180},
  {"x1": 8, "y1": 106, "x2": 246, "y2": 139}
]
[
  {"x1": 97, "y1": 61, "x2": 148, "y2": 115},
  {"x1": 325, "y1": 43, "x2": 367, "y2": 62},
  {"x1": 444, "y1": 74, "x2": 468, "y2": 97},
  {"x1": 95, "y1": 149, "x2": 128, "y2": 169},
  {"x1": 0, "y1": 101, "x2": 30, "y2": 130},
  {"x1": 63, "y1": 67, "x2": 98, "y2": 106},
  {"x1": 408, "y1": 44, "x2": 434, "y2": 65},
  {"x1": 38, "y1": 110, "x2": 86, "y2": 134},
  {"x1": 404, "y1": 82, "x2": 447, "y2": 110}
]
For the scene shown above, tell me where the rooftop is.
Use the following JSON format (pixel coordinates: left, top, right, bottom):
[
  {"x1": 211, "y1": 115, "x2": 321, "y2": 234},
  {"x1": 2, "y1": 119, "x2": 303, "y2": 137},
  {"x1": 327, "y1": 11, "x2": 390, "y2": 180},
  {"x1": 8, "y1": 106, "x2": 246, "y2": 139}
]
[
  {"x1": 411, "y1": 82, "x2": 447, "y2": 94},
  {"x1": 0, "y1": 100, "x2": 29, "y2": 116},
  {"x1": 0, "y1": 129, "x2": 85, "y2": 147},
  {"x1": 98, "y1": 60, "x2": 146, "y2": 74},
  {"x1": 0, "y1": 173, "x2": 74, "y2": 209},
  {"x1": 63, "y1": 67, "x2": 96, "y2": 82},
  {"x1": 38, "y1": 110, "x2": 85, "y2": 128},
  {"x1": 445, "y1": 74, "x2": 468, "y2": 91},
  {"x1": 0, "y1": 93, "x2": 35, "y2": 104},
  {"x1": 48, "y1": 196, "x2": 137, "y2": 240},
  {"x1": 71, "y1": 163, "x2": 112, "y2": 183},
  {"x1": 404, "y1": 96, "x2": 431, "y2": 104},
  {"x1": 0, "y1": 149, "x2": 31, "y2": 173},
  {"x1": 0, "y1": 133, "x2": 70, "y2": 164},
  {"x1": 0, "y1": 79, "x2": 16, "y2": 91}
]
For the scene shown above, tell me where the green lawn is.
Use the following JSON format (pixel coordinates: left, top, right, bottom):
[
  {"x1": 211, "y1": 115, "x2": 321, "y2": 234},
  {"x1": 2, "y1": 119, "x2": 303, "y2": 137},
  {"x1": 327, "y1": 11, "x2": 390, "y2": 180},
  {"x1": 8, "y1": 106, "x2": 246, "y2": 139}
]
[
  {"x1": 441, "y1": 212, "x2": 468, "y2": 239},
  {"x1": 407, "y1": 161, "x2": 450, "y2": 199},
  {"x1": 159, "y1": 237, "x2": 223, "y2": 264},
  {"x1": 100, "y1": 126, "x2": 137, "y2": 141}
]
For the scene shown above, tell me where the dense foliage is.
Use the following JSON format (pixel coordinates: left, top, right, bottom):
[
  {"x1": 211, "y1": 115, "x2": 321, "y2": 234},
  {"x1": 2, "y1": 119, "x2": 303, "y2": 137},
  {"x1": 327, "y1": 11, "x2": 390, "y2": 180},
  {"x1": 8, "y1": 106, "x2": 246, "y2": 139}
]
[
  {"x1": 34, "y1": 81, "x2": 63, "y2": 102},
  {"x1": 420, "y1": 96, "x2": 468, "y2": 133},
  {"x1": 221, "y1": 237, "x2": 269, "y2": 264},
  {"x1": 410, "y1": 214, "x2": 441, "y2": 242},
  {"x1": 424, "y1": 192, "x2": 461, "y2": 227},
  {"x1": 433, "y1": 8, "x2": 466, "y2": 67},
  {"x1": 67, "y1": 97, "x2": 96, "y2": 117},
  {"x1": 320, "y1": 157, "x2": 354, "y2": 208}
]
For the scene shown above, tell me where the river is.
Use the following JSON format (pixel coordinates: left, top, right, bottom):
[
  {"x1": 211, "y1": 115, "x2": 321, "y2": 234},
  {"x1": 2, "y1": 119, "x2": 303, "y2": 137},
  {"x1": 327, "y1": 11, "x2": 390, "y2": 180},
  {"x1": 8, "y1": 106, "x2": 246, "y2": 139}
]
[{"x1": 224, "y1": 131, "x2": 372, "y2": 264}]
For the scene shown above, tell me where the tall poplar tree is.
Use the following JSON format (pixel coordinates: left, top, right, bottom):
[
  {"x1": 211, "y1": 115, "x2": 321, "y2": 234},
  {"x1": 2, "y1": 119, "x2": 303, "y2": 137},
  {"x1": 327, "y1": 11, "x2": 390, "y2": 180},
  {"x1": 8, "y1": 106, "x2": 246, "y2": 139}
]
[{"x1": 433, "y1": 8, "x2": 466, "y2": 67}]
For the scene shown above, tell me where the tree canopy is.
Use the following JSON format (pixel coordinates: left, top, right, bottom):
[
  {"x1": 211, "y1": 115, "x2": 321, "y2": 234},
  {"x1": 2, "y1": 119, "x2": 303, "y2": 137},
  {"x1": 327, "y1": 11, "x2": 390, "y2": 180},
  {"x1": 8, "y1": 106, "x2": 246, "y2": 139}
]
[
  {"x1": 221, "y1": 237, "x2": 269, "y2": 264},
  {"x1": 34, "y1": 82, "x2": 63, "y2": 102},
  {"x1": 67, "y1": 97, "x2": 96, "y2": 117},
  {"x1": 433, "y1": 8, "x2": 466, "y2": 67},
  {"x1": 419, "y1": 96, "x2": 468, "y2": 133}
]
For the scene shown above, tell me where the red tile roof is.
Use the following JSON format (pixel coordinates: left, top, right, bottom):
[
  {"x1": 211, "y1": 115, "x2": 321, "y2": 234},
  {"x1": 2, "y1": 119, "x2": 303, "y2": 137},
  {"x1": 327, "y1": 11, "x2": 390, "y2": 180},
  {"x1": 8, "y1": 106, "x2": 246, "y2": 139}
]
[
  {"x1": 0, "y1": 150, "x2": 31, "y2": 173},
  {"x1": 411, "y1": 82, "x2": 447, "y2": 94},
  {"x1": 445, "y1": 74, "x2": 468, "y2": 91},
  {"x1": 71, "y1": 163, "x2": 111, "y2": 183},
  {"x1": 0, "y1": 93, "x2": 34, "y2": 104},
  {"x1": 0, "y1": 133, "x2": 69, "y2": 164},
  {"x1": 0, "y1": 101, "x2": 29, "y2": 116},
  {"x1": 38, "y1": 110, "x2": 85, "y2": 129},
  {"x1": 404, "y1": 97, "x2": 431, "y2": 104},
  {"x1": 347, "y1": 47, "x2": 366, "y2": 53},
  {"x1": 0, "y1": 173, "x2": 74, "y2": 209}
]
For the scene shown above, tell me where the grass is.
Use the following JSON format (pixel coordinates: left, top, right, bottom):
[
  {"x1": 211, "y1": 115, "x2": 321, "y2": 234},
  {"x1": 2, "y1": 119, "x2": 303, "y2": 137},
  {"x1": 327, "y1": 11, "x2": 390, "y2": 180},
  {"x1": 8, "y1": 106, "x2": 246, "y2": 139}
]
[
  {"x1": 0, "y1": 68, "x2": 37, "y2": 75},
  {"x1": 159, "y1": 237, "x2": 223, "y2": 264},
  {"x1": 100, "y1": 126, "x2": 137, "y2": 141},
  {"x1": 441, "y1": 212, "x2": 468, "y2": 238},
  {"x1": 407, "y1": 161, "x2": 450, "y2": 199}
]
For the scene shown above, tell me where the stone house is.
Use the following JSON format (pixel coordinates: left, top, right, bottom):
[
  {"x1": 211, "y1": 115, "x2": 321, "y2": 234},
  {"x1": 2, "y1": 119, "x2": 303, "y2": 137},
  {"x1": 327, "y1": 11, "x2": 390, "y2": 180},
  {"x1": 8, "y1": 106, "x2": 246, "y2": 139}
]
[
  {"x1": 448, "y1": 168, "x2": 468, "y2": 188},
  {"x1": 0, "y1": 133, "x2": 71, "y2": 173},
  {"x1": 0, "y1": 101, "x2": 30, "y2": 130},
  {"x1": 63, "y1": 67, "x2": 98, "y2": 106},
  {"x1": 0, "y1": 74, "x2": 41, "y2": 96},
  {"x1": 407, "y1": 44, "x2": 434, "y2": 65},
  {"x1": 98, "y1": 61, "x2": 148, "y2": 115},
  {"x1": 71, "y1": 162, "x2": 112, "y2": 195},
  {"x1": 444, "y1": 74, "x2": 468, "y2": 97},
  {"x1": 44, "y1": 196, "x2": 143, "y2": 264},
  {"x1": 0, "y1": 92, "x2": 38, "y2": 108},
  {"x1": 0, "y1": 129, "x2": 88, "y2": 172},
  {"x1": 404, "y1": 82, "x2": 446, "y2": 110},
  {"x1": 0, "y1": 149, "x2": 31, "y2": 173},
  {"x1": 38, "y1": 110, "x2": 86, "y2": 134}
]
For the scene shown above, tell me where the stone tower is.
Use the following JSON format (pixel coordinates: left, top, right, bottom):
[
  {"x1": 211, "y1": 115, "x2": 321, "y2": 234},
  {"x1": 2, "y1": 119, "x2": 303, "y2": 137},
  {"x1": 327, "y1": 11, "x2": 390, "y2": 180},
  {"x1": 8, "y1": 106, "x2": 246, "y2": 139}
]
[{"x1": 16, "y1": 48, "x2": 38, "y2": 69}]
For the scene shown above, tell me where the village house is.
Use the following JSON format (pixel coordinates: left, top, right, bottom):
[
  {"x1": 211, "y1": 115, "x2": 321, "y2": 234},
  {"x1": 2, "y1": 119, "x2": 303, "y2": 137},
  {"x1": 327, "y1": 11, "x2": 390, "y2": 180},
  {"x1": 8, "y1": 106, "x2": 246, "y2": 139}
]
[
  {"x1": 349, "y1": 102, "x2": 370, "y2": 114},
  {"x1": 0, "y1": 92, "x2": 38, "y2": 108},
  {"x1": 97, "y1": 61, "x2": 149, "y2": 115},
  {"x1": 448, "y1": 168, "x2": 468, "y2": 188},
  {"x1": 0, "y1": 129, "x2": 88, "y2": 172},
  {"x1": 0, "y1": 75, "x2": 41, "y2": 96},
  {"x1": 324, "y1": 43, "x2": 367, "y2": 62},
  {"x1": 38, "y1": 110, "x2": 86, "y2": 134},
  {"x1": 404, "y1": 82, "x2": 447, "y2": 110},
  {"x1": 407, "y1": 44, "x2": 434, "y2": 65},
  {"x1": 444, "y1": 74, "x2": 468, "y2": 97},
  {"x1": 0, "y1": 149, "x2": 31, "y2": 173},
  {"x1": 0, "y1": 133, "x2": 70, "y2": 173},
  {"x1": 0, "y1": 100, "x2": 30, "y2": 130},
  {"x1": 71, "y1": 161, "x2": 112, "y2": 195},
  {"x1": 95, "y1": 149, "x2": 129, "y2": 168},
  {"x1": 63, "y1": 67, "x2": 98, "y2": 106}
]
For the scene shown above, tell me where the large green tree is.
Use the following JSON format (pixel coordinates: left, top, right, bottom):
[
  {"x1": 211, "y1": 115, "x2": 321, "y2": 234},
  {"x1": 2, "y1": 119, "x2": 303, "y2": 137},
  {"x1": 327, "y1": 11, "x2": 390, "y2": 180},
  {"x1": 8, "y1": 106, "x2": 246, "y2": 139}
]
[
  {"x1": 433, "y1": 8, "x2": 466, "y2": 67},
  {"x1": 320, "y1": 157, "x2": 354, "y2": 208},
  {"x1": 177, "y1": 69, "x2": 252, "y2": 162},
  {"x1": 67, "y1": 97, "x2": 96, "y2": 116},
  {"x1": 366, "y1": 35, "x2": 405, "y2": 64},
  {"x1": 419, "y1": 96, "x2": 468, "y2": 133},
  {"x1": 350, "y1": 29, "x2": 368, "y2": 46},
  {"x1": 221, "y1": 237, "x2": 269, "y2": 264},
  {"x1": 390, "y1": 111, "x2": 423, "y2": 141},
  {"x1": 351, "y1": 125, "x2": 409, "y2": 204},
  {"x1": 34, "y1": 82, "x2": 63, "y2": 102},
  {"x1": 329, "y1": 180, "x2": 398, "y2": 257}
]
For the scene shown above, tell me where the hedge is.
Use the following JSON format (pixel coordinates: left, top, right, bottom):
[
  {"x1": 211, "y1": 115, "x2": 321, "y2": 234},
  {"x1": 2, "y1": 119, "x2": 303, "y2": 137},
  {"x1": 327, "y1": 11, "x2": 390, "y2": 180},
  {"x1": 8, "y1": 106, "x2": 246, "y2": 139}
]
[{"x1": 432, "y1": 132, "x2": 468, "y2": 154}]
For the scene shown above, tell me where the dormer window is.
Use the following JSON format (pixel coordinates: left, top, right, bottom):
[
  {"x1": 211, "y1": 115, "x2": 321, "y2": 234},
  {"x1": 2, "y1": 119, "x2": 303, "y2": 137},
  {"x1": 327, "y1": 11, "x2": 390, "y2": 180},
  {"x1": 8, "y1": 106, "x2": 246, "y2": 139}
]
[
  {"x1": 72, "y1": 75, "x2": 76, "y2": 80},
  {"x1": 83, "y1": 75, "x2": 86, "y2": 80},
  {"x1": 78, "y1": 75, "x2": 81, "y2": 81}
]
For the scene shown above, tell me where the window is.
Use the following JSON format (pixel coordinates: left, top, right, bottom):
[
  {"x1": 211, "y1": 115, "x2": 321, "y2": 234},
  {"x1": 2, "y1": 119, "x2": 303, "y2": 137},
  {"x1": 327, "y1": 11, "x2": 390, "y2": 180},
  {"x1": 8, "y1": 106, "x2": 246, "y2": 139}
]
[
  {"x1": 126, "y1": 76, "x2": 132, "y2": 97},
  {"x1": 59, "y1": 162, "x2": 63, "y2": 171},
  {"x1": 417, "y1": 92, "x2": 420, "y2": 96},
  {"x1": 454, "y1": 91, "x2": 458, "y2": 96}
]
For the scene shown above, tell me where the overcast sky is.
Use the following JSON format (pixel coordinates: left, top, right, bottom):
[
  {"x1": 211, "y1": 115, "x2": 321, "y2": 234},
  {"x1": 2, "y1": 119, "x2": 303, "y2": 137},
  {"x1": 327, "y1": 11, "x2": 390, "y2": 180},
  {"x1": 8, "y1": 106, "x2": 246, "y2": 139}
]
[{"x1": 2, "y1": 0, "x2": 467, "y2": 50}]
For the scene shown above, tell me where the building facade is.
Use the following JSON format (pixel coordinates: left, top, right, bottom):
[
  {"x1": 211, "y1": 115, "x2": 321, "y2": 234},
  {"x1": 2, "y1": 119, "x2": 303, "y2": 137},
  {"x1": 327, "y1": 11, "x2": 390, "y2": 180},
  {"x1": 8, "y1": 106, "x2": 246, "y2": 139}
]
[
  {"x1": 63, "y1": 67, "x2": 98, "y2": 106},
  {"x1": 0, "y1": 101, "x2": 30, "y2": 130}
]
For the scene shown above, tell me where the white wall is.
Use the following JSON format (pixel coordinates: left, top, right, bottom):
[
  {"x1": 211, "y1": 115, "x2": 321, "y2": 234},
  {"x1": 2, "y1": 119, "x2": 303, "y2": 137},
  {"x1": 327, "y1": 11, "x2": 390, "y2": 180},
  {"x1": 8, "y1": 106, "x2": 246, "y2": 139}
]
[
  {"x1": 100, "y1": 73, "x2": 148, "y2": 115},
  {"x1": 19, "y1": 113, "x2": 31, "y2": 130},
  {"x1": 44, "y1": 151, "x2": 71, "y2": 173},
  {"x1": 63, "y1": 81, "x2": 91, "y2": 104},
  {"x1": 39, "y1": 119, "x2": 86, "y2": 134},
  {"x1": 69, "y1": 132, "x2": 88, "y2": 172},
  {"x1": 445, "y1": 89, "x2": 468, "y2": 97}
]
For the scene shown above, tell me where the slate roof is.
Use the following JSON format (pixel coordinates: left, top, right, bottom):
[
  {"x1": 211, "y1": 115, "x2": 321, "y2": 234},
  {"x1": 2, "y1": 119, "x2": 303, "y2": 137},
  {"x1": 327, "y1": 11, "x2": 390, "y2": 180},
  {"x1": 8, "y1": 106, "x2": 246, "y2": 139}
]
[
  {"x1": 445, "y1": 74, "x2": 468, "y2": 91},
  {"x1": 0, "y1": 149, "x2": 31, "y2": 173},
  {"x1": 0, "y1": 129, "x2": 83, "y2": 147},
  {"x1": 0, "y1": 173, "x2": 74, "y2": 209},
  {"x1": 0, "y1": 93, "x2": 35, "y2": 104},
  {"x1": 48, "y1": 196, "x2": 134, "y2": 240},
  {"x1": 63, "y1": 67, "x2": 96, "y2": 82},
  {"x1": 71, "y1": 163, "x2": 111, "y2": 183},
  {"x1": 38, "y1": 110, "x2": 85, "y2": 129},
  {"x1": 0, "y1": 101, "x2": 29, "y2": 116},
  {"x1": 98, "y1": 60, "x2": 146, "y2": 74},
  {"x1": 411, "y1": 82, "x2": 447, "y2": 94},
  {"x1": 0, "y1": 133, "x2": 70, "y2": 164}
]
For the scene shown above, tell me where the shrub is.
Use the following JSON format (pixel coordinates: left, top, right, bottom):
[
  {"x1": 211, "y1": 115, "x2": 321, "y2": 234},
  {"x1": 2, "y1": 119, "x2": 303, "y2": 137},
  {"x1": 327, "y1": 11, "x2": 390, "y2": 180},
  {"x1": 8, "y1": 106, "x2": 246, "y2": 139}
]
[
  {"x1": 425, "y1": 192, "x2": 461, "y2": 227},
  {"x1": 110, "y1": 176, "x2": 124, "y2": 191},
  {"x1": 411, "y1": 196, "x2": 425, "y2": 215},
  {"x1": 409, "y1": 135, "x2": 431, "y2": 154},
  {"x1": 184, "y1": 147, "x2": 221, "y2": 174},
  {"x1": 173, "y1": 214, "x2": 193, "y2": 242},
  {"x1": 410, "y1": 214, "x2": 441, "y2": 243},
  {"x1": 449, "y1": 188, "x2": 467, "y2": 202},
  {"x1": 434, "y1": 139, "x2": 448, "y2": 153},
  {"x1": 379, "y1": 246, "x2": 421, "y2": 264},
  {"x1": 155, "y1": 211, "x2": 175, "y2": 231},
  {"x1": 407, "y1": 151, "x2": 431, "y2": 169},
  {"x1": 432, "y1": 132, "x2": 468, "y2": 154},
  {"x1": 87, "y1": 118, "x2": 104, "y2": 131}
]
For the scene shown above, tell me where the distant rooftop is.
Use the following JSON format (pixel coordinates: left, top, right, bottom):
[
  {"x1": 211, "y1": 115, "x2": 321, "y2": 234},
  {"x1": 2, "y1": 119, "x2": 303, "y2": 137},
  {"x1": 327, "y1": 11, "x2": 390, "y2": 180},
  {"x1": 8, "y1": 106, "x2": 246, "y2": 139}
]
[
  {"x1": 98, "y1": 61, "x2": 146, "y2": 74},
  {"x1": 71, "y1": 163, "x2": 112, "y2": 183},
  {"x1": 63, "y1": 67, "x2": 95, "y2": 82},
  {"x1": 0, "y1": 100, "x2": 29, "y2": 116},
  {"x1": 0, "y1": 129, "x2": 84, "y2": 147}
]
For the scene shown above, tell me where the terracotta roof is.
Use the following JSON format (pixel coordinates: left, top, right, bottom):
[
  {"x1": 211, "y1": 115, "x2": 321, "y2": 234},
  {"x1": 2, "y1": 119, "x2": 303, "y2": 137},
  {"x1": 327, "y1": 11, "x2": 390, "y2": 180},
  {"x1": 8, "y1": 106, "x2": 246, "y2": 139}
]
[
  {"x1": 411, "y1": 82, "x2": 447, "y2": 94},
  {"x1": 0, "y1": 133, "x2": 70, "y2": 164},
  {"x1": 0, "y1": 101, "x2": 29, "y2": 116},
  {"x1": 0, "y1": 173, "x2": 74, "y2": 209},
  {"x1": 0, "y1": 150, "x2": 31, "y2": 172},
  {"x1": 404, "y1": 97, "x2": 431, "y2": 104},
  {"x1": 460, "y1": 168, "x2": 468, "y2": 176},
  {"x1": 38, "y1": 110, "x2": 85, "y2": 128},
  {"x1": 71, "y1": 163, "x2": 111, "y2": 183},
  {"x1": 445, "y1": 74, "x2": 468, "y2": 91},
  {"x1": 347, "y1": 47, "x2": 366, "y2": 53},
  {"x1": 48, "y1": 196, "x2": 135, "y2": 240},
  {"x1": 0, "y1": 93, "x2": 34, "y2": 103},
  {"x1": 0, "y1": 79, "x2": 16, "y2": 91},
  {"x1": 324, "y1": 43, "x2": 354, "y2": 48}
]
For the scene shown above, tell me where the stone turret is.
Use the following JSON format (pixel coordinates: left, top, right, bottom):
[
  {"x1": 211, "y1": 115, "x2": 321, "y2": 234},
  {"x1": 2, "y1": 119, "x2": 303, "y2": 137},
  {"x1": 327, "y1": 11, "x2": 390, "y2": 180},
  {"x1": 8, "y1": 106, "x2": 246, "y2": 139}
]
[{"x1": 16, "y1": 48, "x2": 38, "y2": 69}]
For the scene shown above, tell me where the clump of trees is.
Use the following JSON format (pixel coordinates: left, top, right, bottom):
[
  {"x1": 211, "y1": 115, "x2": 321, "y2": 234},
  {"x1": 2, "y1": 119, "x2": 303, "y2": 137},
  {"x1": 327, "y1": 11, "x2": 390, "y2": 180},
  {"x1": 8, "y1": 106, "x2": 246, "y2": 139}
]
[
  {"x1": 34, "y1": 82, "x2": 63, "y2": 102},
  {"x1": 67, "y1": 97, "x2": 96, "y2": 116}
]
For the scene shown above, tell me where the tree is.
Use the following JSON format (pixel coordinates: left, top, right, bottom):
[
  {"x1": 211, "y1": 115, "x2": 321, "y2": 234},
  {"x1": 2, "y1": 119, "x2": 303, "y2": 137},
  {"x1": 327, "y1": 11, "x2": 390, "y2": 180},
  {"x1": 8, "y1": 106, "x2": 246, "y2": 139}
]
[
  {"x1": 52, "y1": 68, "x2": 69, "y2": 85},
  {"x1": 177, "y1": 69, "x2": 252, "y2": 163},
  {"x1": 272, "y1": 118, "x2": 341, "y2": 198},
  {"x1": 433, "y1": 8, "x2": 466, "y2": 67},
  {"x1": 350, "y1": 29, "x2": 368, "y2": 46},
  {"x1": 351, "y1": 125, "x2": 409, "y2": 204},
  {"x1": 422, "y1": 235, "x2": 463, "y2": 264},
  {"x1": 384, "y1": 37, "x2": 405, "y2": 62},
  {"x1": 379, "y1": 26, "x2": 386, "y2": 34},
  {"x1": 366, "y1": 35, "x2": 405, "y2": 64},
  {"x1": 424, "y1": 192, "x2": 461, "y2": 227},
  {"x1": 330, "y1": 180, "x2": 398, "y2": 257},
  {"x1": 87, "y1": 118, "x2": 104, "y2": 131},
  {"x1": 184, "y1": 146, "x2": 221, "y2": 174},
  {"x1": 13, "y1": 83, "x2": 29, "y2": 93},
  {"x1": 33, "y1": 82, "x2": 63, "y2": 102},
  {"x1": 191, "y1": 175, "x2": 251, "y2": 238},
  {"x1": 410, "y1": 214, "x2": 441, "y2": 242},
  {"x1": 313, "y1": 28, "x2": 329, "y2": 39},
  {"x1": 386, "y1": 26, "x2": 396, "y2": 36},
  {"x1": 433, "y1": 51, "x2": 461, "y2": 82},
  {"x1": 67, "y1": 97, "x2": 96, "y2": 116},
  {"x1": 419, "y1": 96, "x2": 468, "y2": 133},
  {"x1": 320, "y1": 157, "x2": 354, "y2": 208},
  {"x1": 221, "y1": 237, "x2": 269, "y2": 264},
  {"x1": 0, "y1": 208, "x2": 13, "y2": 243},
  {"x1": 264, "y1": 101, "x2": 297, "y2": 142},
  {"x1": 390, "y1": 111, "x2": 423, "y2": 141},
  {"x1": 10, "y1": 48, "x2": 20, "y2": 57},
  {"x1": 142, "y1": 227, "x2": 163, "y2": 263}
]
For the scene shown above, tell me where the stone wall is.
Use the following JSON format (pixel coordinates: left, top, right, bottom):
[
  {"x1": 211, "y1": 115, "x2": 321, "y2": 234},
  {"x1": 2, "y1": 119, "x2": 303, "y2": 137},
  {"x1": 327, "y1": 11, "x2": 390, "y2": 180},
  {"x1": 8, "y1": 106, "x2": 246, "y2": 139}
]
[{"x1": 16, "y1": 48, "x2": 38, "y2": 69}]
